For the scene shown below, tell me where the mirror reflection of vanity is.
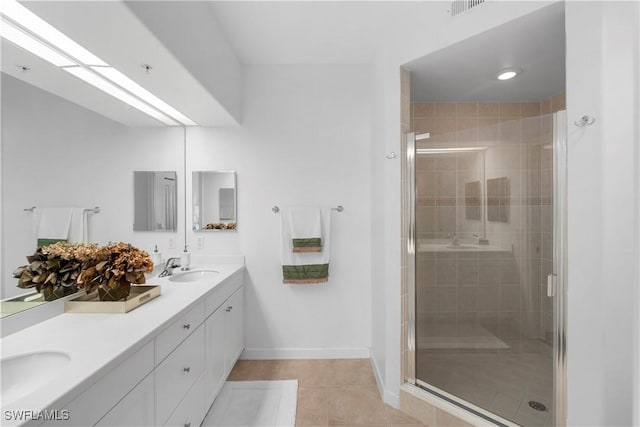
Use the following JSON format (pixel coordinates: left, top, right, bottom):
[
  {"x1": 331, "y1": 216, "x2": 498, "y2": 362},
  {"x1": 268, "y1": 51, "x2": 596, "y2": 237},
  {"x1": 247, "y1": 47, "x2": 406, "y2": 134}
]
[{"x1": 192, "y1": 171, "x2": 237, "y2": 231}]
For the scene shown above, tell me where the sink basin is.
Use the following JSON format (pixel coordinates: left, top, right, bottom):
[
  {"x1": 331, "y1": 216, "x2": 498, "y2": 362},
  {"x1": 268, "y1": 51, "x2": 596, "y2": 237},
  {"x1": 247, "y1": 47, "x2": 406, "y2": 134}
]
[
  {"x1": 1, "y1": 352, "x2": 70, "y2": 405},
  {"x1": 169, "y1": 270, "x2": 219, "y2": 283}
]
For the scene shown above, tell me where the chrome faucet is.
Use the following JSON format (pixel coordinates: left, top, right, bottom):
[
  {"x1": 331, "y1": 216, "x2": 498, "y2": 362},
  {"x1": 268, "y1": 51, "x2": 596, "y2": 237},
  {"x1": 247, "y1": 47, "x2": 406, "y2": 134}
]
[
  {"x1": 448, "y1": 233, "x2": 461, "y2": 246},
  {"x1": 159, "y1": 257, "x2": 181, "y2": 277}
]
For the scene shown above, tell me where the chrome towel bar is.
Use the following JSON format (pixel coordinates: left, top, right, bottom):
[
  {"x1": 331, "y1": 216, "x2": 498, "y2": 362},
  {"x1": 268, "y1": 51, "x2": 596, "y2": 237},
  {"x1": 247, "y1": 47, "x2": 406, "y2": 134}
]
[{"x1": 272, "y1": 205, "x2": 343, "y2": 213}]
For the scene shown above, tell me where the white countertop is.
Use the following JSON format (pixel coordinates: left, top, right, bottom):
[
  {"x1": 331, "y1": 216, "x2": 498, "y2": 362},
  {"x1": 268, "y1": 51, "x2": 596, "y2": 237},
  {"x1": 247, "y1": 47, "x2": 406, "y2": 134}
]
[
  {"x1": 417, "y1": 239, "x2": 509, "y2": 253},
  {"x1": 0, "y1": 263, "x2": 245, "y2": 420}
]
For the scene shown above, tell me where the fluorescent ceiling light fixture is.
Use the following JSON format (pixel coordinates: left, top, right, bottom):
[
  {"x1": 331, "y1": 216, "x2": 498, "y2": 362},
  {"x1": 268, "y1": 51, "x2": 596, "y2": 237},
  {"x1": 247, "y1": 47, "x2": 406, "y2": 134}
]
[
  {"x1": 497, "y1": 68, "x2": 520, "y2": 81},
  {"x1": 417, "y1": 147, "x2": 488, "y2": 154},
  {"x1": 1, "y1": 0, "x2": 196, "y2": 126},
  {"x1": 0, "y1": 19, "x2": 74, "y2": 66},
  {"x1": 64, "y1": 67, "x2": 179, "y2": 126},
  {"x1": 0, "y1": 0, "x2": 107, "y2": 65},
  {"x1": 93, "y1": 67, "x2": 197, "y2": 126}
]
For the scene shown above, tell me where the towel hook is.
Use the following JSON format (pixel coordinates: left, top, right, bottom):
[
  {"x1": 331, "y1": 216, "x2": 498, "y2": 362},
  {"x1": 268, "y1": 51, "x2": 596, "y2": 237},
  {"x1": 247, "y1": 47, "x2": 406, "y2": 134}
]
[{"x1": 574, "y1": 115, "x2": 596, "y2": 127}]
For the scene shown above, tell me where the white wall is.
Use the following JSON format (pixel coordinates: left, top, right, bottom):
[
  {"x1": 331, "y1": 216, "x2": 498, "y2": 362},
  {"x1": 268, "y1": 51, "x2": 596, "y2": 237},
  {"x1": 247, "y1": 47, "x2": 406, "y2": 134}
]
[
  {"x1": 2, "y1": 65, "x2": 373, "y2": 358},
  {"x1": 1, "y1": 75, "x2": 184, "y2": 299},
  {"x1": 185, "y1": 65, "x2": 373, "y2": 358},
  {"x1": 566, "y1": 2, "x2": 640, "y2": 425}
]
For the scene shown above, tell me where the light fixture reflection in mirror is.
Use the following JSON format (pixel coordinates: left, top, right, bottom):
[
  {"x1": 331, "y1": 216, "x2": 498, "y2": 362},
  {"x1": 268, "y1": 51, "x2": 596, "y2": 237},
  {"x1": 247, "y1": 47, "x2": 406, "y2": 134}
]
[{"x1": 192, "y1": 171, "x2": 237, "y2": 231}]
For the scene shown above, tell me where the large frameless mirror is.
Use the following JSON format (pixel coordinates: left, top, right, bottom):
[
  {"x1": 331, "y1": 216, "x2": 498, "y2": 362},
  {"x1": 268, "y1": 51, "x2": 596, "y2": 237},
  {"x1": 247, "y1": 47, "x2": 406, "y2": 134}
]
[
  {"x1": 192, "y1": 171, "x2": 237, "y2": 231},
  {"x1": 133, "y1": 171, "x2": 178, "y2": 232}
]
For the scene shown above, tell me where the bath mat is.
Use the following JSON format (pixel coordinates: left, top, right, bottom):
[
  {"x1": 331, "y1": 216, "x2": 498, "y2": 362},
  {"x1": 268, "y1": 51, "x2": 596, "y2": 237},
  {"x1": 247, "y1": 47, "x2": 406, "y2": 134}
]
[{"x1": 202, "y1": 380, "x2": 298, "y2": 427}]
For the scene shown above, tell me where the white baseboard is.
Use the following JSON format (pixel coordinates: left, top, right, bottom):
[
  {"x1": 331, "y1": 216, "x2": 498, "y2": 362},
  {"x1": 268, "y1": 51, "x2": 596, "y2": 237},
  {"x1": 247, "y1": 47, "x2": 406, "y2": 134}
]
[
  {"x1": 384, "y1": 389, "x2": 400, "y2": 408},
  {"x1": 240, "y1": 347, "x2": 370, "y2": 360},
  {"x1": 370, "y1": 353, "x2": 400, "y2": 409},
  {"x1": 370, "y1": 354, "x2": 385, "y2": 397}
]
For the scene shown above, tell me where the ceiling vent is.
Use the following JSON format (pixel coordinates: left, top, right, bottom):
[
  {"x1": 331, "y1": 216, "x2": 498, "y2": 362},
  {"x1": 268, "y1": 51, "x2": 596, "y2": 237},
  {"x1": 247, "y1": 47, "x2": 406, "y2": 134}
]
[{"x1": 449, "y1": 0, "x2": 485, "y2": 17}]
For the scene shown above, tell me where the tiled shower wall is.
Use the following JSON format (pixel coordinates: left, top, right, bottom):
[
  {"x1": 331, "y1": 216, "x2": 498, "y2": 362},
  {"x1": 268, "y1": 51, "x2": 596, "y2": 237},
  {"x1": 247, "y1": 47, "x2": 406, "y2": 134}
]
[{"x1": 410, "y1": 95, "x2": 564, "y2": 349}]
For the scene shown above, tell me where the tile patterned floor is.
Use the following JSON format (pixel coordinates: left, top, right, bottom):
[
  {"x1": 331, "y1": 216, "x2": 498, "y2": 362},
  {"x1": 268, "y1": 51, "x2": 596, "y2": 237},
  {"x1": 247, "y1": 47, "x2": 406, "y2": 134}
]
[
  {"x1": 417, "y1": 344, "x2": 553, "y2": 426},
  {"x1": 227, "y1": 359, "x2": 428, "y2": 427}
]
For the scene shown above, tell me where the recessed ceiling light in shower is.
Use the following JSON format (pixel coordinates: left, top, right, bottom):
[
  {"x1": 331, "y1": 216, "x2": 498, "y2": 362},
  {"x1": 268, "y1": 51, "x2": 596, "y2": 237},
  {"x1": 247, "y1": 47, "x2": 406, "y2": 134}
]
[{"x1": 497, "y1": 68, "x2": 521, "y2": 81}]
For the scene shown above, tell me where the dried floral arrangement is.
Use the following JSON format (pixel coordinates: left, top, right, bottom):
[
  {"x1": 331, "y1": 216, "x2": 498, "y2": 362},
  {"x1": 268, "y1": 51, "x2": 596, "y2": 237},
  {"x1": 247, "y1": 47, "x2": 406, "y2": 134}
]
[
  {"x1": 15, "y1": 242, "x2": 153, "y2": 301},
  {"x1": 204, "y1": 222, "x2": 236, "y2": 230}
]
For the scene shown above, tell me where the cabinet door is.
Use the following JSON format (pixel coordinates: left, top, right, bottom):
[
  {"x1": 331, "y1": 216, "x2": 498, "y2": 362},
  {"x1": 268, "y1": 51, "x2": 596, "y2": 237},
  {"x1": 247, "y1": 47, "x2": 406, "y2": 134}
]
[
  {"x1": 155, "y1": 326, "x2": 205, "y2": 425},
  {"x1": 205, "y1": 305, "x2": 226, "y2": 403},
  {"x1": 225, "y1": 287, "x2": 245, "y2": 370},
  {"x1": 96, "y1": 374, "x2": 154, "y2": 427}
]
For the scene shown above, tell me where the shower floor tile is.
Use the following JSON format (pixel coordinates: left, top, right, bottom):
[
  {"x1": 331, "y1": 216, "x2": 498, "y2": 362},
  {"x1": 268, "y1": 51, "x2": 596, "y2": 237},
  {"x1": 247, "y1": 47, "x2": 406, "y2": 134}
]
[{"x1": 416, "y1": 340, "x2": 553, "y2": 425}]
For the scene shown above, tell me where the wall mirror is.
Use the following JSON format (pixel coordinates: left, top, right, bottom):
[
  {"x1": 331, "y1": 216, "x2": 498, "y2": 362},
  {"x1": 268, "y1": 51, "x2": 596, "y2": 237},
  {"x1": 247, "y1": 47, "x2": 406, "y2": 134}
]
[
  {"x1": 192, "y1": 171, "x2": 237, "y2": 231},
  {"x1": 487, "y1": 176, "x2": 510, "y2": 223},
  {"x1": 133, "y1": 171, "x2": 178, "y2": 232},
  {"x1": 464, "y1": 181, "x2": 481, "y2": 220}
]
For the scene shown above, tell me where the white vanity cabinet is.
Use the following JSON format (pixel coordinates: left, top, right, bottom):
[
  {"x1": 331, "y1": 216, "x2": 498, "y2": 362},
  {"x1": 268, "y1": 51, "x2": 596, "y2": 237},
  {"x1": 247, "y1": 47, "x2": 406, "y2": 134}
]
[{"x1": 34, "y1": 268, "x2": 245, "y2": 427}]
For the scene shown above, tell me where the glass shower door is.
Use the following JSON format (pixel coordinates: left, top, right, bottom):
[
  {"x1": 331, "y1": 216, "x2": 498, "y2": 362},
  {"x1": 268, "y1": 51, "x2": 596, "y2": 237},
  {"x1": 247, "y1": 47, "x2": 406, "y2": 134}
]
[{"x1": 411, "y1": 102, "x2": 566, "y2": 427}]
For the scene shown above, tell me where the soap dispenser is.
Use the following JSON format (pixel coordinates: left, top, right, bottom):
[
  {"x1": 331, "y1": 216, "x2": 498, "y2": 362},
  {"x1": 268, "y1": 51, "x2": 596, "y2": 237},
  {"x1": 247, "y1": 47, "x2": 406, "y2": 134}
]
[
  {"x1": 150, "y1": 245, "x2": 162, "y2": 266},
  {"x1": 180, "y1": 245, "x2": 191, "y2": 271}
]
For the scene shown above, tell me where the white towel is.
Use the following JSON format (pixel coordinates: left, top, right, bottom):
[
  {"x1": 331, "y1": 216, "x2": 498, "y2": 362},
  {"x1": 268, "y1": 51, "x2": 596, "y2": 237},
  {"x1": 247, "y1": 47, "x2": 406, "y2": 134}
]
[
  {"x1": 281, "y1": 206, "x2": 331, "y2": 284},
  {"x1": 289, "y1": 207, "x2": 322, "y2": 252},
  {"x1": 68, "y1": 208, "x2": 88, "y2": 243},
  {"x1": 35, "y1": 207, "x2": 72, "y2": 247}
]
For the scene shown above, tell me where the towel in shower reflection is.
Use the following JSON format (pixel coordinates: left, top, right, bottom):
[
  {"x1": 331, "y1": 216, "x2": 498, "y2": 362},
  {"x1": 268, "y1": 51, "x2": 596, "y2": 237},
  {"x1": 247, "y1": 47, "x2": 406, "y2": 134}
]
[{"x1": 280, "y1": 206, "x2": 331, "y2": 284}]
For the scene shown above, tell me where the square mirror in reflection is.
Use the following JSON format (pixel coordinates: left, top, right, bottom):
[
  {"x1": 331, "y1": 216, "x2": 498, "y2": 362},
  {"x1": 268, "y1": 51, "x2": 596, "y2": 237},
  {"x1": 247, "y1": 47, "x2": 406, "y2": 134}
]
[
  {"x1": 487, "y1": 176, "x2": 510, "y2": 223},
  {"x1": 133, "y1": 171, "x2": 178, "y2": 232},
  {"x1": 192, "y1": 171, "x2": 237, "y2": 231}
]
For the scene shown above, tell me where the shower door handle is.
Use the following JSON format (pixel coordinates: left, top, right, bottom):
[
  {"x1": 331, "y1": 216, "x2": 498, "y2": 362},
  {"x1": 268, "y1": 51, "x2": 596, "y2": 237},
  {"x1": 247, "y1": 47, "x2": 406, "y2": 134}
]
[{"x1": 547, "y1": 274, "x2": 557, "y2": 297}]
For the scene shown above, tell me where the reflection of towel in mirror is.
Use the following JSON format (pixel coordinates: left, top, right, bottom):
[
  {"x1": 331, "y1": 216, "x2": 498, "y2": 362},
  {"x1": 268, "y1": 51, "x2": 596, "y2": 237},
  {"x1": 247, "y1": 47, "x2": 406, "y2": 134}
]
[
  {"x1": 34, "y1": 208, "x2": 72, "y2": 248},
  {"x1": 68, "y1": 208, "x2": 88, "y2": 243},
  {"x1": 281, "y1": 207, "x2": 331, "y2": 284},
  {"x1": 289, "y1": 207, "x2": 322, "y2": 252}
]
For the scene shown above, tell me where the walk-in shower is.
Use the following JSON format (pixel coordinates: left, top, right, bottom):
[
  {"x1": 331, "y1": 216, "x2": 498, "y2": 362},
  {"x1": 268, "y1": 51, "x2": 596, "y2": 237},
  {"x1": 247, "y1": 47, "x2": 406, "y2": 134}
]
[
  {"x1": 407, "y1": 105, "x2": 566, "y2": 426},
  {"x1": 402, "y1": 3, "x2": 566, "y2": 426}
]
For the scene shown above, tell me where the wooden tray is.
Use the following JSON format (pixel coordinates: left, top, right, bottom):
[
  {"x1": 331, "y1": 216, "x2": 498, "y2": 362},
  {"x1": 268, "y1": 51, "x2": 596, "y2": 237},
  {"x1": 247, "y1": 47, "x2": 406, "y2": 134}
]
[{"x1": 64, "y1": 285, "x2": 161, "y2": 314}]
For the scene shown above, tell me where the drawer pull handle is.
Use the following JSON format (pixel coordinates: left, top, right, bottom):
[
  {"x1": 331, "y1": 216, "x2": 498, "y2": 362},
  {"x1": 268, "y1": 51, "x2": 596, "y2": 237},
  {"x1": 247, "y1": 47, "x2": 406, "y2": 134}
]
[
  {"x1": 183, "y1": 324, "x2": 191, "y2": 330},
  {"x1": 226, "y1": 306, "x2": 233, "y2": 312},
  {"x1": 183, "y1": 367, "x2": 191, "y2": 373},
  {"x1": 185, "y1": 423, "x2": 191, "y2": 427}
]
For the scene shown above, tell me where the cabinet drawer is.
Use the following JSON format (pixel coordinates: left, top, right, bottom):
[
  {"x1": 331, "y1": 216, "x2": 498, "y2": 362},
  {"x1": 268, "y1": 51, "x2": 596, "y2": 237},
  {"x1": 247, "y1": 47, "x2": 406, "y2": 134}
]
[
  {"x1": 40, "y1": 341, "x2": 154, "y2": 427},
  {"x1": 155, "y1": 325, "x2": 205, "y2": 425},
  {"x1": 95, "y1": 373, "x2": 154, "y2": 427},
  {"x1": 163, "y1": 374, "x2": 206, "y2": 427},
  {"x1": 205, "y1": 270, "x2": 243, "y2": 317},
  {"x1": 155, "y1": 301, "x2": 205, "y2": 363}
]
